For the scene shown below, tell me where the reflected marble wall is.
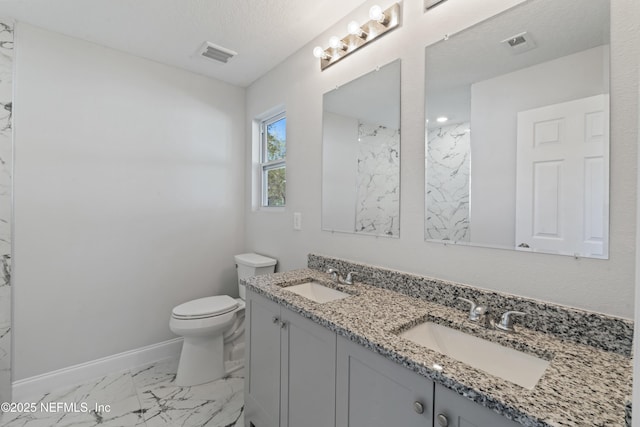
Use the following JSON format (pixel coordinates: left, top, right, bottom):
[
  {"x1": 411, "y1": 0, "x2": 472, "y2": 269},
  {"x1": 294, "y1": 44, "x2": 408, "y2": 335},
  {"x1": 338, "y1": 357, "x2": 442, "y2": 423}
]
[
  {"x1": 0, "y1": 20, "x2": 12, "y2": 404},
  {"x1": 355, "y1": 122, "x2": 400, "y2": 237},
  {"x1": 426, "y1": 122, "x2": 470, "y2": 242}
]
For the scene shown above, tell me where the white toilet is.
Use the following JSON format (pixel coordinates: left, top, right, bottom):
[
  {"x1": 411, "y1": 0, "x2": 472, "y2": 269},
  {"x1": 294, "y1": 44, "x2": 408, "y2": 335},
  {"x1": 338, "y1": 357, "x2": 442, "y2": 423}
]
[{"x1": 169, "y1": 253, "x2": 277, "y2": 386}]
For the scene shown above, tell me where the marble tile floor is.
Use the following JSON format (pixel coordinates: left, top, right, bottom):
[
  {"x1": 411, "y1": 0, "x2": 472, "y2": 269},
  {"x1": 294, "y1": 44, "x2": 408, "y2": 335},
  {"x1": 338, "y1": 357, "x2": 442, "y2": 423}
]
[{"x1": 0, "y1": 357, "x2": 244, "y2": 427}]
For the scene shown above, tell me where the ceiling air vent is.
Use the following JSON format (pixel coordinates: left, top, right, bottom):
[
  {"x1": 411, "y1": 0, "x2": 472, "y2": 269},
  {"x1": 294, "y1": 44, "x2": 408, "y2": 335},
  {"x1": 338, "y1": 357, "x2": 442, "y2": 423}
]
[
  {"x1": 500, "y1": 32, "x2": 537, "y2": 55},
  {"x1": 198, "y1": 42, "x2": 237, "y2": 64}
]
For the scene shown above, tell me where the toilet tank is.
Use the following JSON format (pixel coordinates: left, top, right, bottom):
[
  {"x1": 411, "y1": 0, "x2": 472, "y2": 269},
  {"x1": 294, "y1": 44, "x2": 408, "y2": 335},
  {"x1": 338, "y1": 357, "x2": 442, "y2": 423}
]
[{"x1": 234, "y1": 253, "x2": 277, "y2": 300}]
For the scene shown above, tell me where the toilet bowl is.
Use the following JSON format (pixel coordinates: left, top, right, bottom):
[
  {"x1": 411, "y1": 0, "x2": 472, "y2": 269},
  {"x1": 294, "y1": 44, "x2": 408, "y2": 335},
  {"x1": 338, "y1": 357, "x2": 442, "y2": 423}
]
[
  {"x1": 169, "y1": 253, "x2": 277, "y2": 386},
  {"x1": 170, "y1": 295, "x2": 245, "y2": 386}
]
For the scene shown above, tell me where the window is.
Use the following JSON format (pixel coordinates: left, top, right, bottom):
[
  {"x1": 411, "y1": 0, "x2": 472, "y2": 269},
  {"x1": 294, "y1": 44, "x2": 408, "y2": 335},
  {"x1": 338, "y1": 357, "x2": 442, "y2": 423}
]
[{"x1": 260, "y1": 112, "x2": 286, "y2": 207}]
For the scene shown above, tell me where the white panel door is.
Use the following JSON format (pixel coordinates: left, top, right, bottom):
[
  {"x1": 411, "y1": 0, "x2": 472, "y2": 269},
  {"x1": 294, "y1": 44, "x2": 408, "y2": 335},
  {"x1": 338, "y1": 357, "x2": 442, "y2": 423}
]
[{"x1": 515, "y1": 94, "x2": 609, "y2": 258}]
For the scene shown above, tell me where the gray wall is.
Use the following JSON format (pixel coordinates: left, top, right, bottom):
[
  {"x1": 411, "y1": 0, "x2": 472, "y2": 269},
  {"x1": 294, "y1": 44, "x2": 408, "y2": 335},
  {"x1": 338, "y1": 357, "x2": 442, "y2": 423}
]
[
  {"x1": 12, "y1": 24, "x2": 246, "y2": 379},
  {"x1": 322, "y1": 111, "x2": 358, "y2": 232},
  {"x1": 632, "y1": 0, "x2": 640, "y2": 418},
  {"x1": 244, "y1": 0, "x2": 639, "y2": 318}
]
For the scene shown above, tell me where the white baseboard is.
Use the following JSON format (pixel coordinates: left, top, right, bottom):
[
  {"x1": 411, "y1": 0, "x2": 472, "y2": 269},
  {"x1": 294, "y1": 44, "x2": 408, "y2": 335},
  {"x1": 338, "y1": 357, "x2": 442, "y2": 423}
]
[{"x1": 12, "y1": 337, "x2": 183, "y2": 401}]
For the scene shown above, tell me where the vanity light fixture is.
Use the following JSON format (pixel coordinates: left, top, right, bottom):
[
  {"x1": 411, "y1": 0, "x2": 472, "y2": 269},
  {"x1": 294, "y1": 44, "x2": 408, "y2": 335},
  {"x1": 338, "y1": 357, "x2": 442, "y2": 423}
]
[
  {"x1": 436, "y1": 116, "x2": 448, "y2": 123},
  {"x1": 329, "y1": 36, "x2": 347, "y2": 50},
  {"x1": 348, "y1": 20, "x2": 368, "y2": 39},
  {"x1": 369, "y1": 5, "x2": 389, "y2": 25},
  {"x1": 424, "y1": 0, "x2": 448, "y2": 11},
  {"x1": 312, "y1": 3, "x2": 401, "y2": 71},
  {"x1": 313, "y1": 46, "x2": 330, "y2": 60}
]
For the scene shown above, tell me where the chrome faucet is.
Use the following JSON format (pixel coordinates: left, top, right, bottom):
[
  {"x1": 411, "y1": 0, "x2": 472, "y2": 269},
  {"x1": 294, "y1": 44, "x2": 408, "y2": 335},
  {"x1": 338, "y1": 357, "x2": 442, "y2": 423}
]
[
  {"x1": 326, "y1": 268, "x2": 340, "y2": 282},
  {"x1": 457, "y1": 297, "x2": 526, "y2": 333},
  {"x1": 326, "y1": 267, "x2": 357, "y2": 285},
  {"x1": 457, "y1": 297, "x2": 488, "y2": 322},
  {"x1": 343, "y1": 271, "x2": 357, "y2": 285},
  {"x1": 495, "y1": 311, "x2": 526, "y2": 333}
]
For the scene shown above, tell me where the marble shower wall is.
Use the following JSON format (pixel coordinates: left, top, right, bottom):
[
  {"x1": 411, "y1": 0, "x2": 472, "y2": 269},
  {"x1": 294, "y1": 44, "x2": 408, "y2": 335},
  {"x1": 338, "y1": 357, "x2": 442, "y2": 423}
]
[
  {"x1": 355, "y1": 121, "x2": 400, "y2": 237},
  {"x1": 0, "y1": 20, "x2": 12, "y2": 404},
  {"x1": 426, "y1": 122, "x2": 471, "y2": 242}
]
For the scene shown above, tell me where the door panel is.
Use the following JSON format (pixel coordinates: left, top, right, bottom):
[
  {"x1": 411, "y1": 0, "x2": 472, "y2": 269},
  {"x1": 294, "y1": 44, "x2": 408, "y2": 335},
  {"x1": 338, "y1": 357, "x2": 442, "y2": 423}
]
[
  {"x1": 515, "y1": 94, "x2": 609, "y2": 257},
  {"x1": 246, "y1": 293, "x2": 281, "y2": 427},
  {"x1": 434, "y1": 384, "x2": 520, "y2": 427},
  {"x1": 532, "y1": 160, "x2": 562, "y2": 237},
  {"x1": 336, "y1": 336, "x2": 433, "y2": 427},
  {"x1": 281, "y1": 310, "x2": 336, "y2": 427}
]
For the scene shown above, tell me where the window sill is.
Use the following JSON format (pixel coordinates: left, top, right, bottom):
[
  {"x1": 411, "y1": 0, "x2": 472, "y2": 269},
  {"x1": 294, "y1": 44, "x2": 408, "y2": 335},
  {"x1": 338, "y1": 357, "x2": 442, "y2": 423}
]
[{"x1": 255, "y1": 206, "x2": 286, "y2": 213}]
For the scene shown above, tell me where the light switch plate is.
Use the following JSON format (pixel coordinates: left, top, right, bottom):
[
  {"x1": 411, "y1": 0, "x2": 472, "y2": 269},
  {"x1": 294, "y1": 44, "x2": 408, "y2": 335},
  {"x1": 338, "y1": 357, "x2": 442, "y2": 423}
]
[{"x1": 293, "y1": 212, "x2": 302, "y2": 231}]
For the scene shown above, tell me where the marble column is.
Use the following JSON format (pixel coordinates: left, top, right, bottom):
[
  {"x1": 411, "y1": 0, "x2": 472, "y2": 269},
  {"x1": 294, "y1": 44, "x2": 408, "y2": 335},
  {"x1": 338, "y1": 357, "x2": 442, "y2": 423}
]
[
  {"x1": 355, "y1": 121, "x2": 400, "y2": 237},
  {"x1": 0, "y1": 19, "x2": 13, "y2": 404},
  {"x1": 426, "y1": 122, "x2": 471, "y2": 242}
]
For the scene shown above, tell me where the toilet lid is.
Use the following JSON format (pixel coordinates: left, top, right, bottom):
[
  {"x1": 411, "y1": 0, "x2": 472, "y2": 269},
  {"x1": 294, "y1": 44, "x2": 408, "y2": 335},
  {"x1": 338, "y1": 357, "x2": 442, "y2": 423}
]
[{"x1": 172, "y1": 295, "x2": 239, "y2": 319}]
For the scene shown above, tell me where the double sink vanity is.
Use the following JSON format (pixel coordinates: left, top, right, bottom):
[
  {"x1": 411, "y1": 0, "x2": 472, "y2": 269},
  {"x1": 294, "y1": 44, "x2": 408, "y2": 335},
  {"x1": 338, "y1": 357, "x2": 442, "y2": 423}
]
[
  {"x1": 243, "y1": 0, "x2": 637, "y2": 425},
  {"x1": 244, "y1": 254, "x2": 633, "y2": 427}
]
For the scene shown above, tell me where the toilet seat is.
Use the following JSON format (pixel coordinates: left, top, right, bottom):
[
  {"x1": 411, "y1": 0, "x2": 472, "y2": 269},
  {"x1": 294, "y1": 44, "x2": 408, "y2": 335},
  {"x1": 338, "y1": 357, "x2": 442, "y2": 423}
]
[
  {"x1": 172, "y1": 295, "x2": 239, "y2": 320},
  {"x1": 170, "y1": 252, "x2": 276, "y2": 386}
]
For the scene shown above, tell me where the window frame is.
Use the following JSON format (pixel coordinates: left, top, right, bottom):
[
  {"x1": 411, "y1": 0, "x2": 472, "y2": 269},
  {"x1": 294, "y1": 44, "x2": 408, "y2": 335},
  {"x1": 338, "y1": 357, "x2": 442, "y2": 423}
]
[{"x1": 260, "y1": 111, "x2": 286, "y2": 208}]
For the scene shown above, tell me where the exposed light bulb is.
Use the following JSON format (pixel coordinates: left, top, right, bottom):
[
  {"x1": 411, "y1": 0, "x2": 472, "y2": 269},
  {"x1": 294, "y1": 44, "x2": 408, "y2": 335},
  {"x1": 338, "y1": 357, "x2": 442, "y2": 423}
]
[
  {"x1": 436, "y1": 116, "x2": 448, "y2": 123},
  {"x1": 347, "y1": 20, "x2": 367, "y2": 38},
  {"x1": 313, "y1": 2, "x2": 400, "y2": 71},
  {"x1": 369, "y1": 5, "x2": 387, "y2": 24},
  {"x1": 313, "y1": 46, "x2": 328, "y2": 59},
  {"x1": 329, "y1": 36, "x2": 346, "y2": 50}
]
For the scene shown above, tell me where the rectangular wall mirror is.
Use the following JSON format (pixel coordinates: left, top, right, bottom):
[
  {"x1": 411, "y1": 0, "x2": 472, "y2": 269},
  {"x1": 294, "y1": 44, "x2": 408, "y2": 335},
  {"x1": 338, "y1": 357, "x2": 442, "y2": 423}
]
[
  {"x1": 322, "y1": 60, "x2": 401, "y2": 237},
  {"x1": 424, "y1": 0, "x2": 610, "y2": 258}
]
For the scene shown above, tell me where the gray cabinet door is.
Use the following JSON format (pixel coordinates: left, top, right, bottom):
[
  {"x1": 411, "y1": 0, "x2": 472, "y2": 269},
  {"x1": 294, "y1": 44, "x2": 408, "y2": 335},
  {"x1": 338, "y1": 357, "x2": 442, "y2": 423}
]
[
  {"x1": 245, "y1": 291, "x2": 282, "y2": 427},
  {"x1": 433, "y1": 384, "x2": 521, "y2": 427},
  {"x1": 280, "y1": 309, "x2": 337, "y2": 427},
  {"x1": 336, "y1": 335, "x2": 434, "y2": 427}
]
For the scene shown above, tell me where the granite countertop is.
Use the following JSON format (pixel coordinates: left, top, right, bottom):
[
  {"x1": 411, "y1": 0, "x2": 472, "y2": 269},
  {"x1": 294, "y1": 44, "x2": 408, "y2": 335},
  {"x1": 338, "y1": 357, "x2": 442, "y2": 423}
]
[{"x1": 245, "y1": 268, "x2": 633, "y2": 427}]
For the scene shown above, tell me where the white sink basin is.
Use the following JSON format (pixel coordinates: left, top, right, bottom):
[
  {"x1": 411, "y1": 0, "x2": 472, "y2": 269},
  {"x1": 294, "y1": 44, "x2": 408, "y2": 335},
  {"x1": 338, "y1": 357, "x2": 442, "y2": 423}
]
[
  {"x1": 400, "y1": 322, "x2": 550, "y2": 390},
  {"x1": 283, "y1": 281, "x2": 351, "y2": 303}
]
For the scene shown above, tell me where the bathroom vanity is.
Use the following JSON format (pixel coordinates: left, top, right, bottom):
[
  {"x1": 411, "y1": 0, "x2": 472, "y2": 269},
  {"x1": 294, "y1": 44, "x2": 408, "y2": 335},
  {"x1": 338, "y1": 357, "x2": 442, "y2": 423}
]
[
  {"x1": 244, "y1": 291, "x2": 337, "y2": 427},
  {"x1": 244, "y1": 254, "x2": 633, "y2": 427}
]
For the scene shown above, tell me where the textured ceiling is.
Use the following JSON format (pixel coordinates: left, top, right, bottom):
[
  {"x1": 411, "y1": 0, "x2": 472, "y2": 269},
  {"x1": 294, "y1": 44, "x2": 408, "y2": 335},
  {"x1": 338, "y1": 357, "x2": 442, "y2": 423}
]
[
  {"x1": 0, "y1": 0, "x2": 368, "y2": 87},
  {"x1": 424, "y1": 0, "x2": 610, "y2": 126}
]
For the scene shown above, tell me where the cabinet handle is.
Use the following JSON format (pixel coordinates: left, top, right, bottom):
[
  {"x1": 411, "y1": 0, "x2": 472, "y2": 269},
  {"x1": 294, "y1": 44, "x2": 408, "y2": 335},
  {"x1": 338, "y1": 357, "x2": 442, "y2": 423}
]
[
  {"x1": 280, "y1": 320, "x2": 288, "y2": 329},
  {"x1": 437, "y1": 413, "x2": 449, "y2": 427},
  {"x1": 272, "y1": 316, "x2": 280, "y2": 324},
  {"x1": 413, "y1": 401, "x2": 424, "y2": 414}
]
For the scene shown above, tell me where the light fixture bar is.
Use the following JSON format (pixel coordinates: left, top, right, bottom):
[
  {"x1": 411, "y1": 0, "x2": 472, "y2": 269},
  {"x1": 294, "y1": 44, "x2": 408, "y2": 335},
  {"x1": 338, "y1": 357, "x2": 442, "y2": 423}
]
[
  {"x1": 424, "y1": 0, "x2": 448, "y2": 11},
  {"x1": 314, "y1": 3, "x2": 401, "y2": 71}
]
